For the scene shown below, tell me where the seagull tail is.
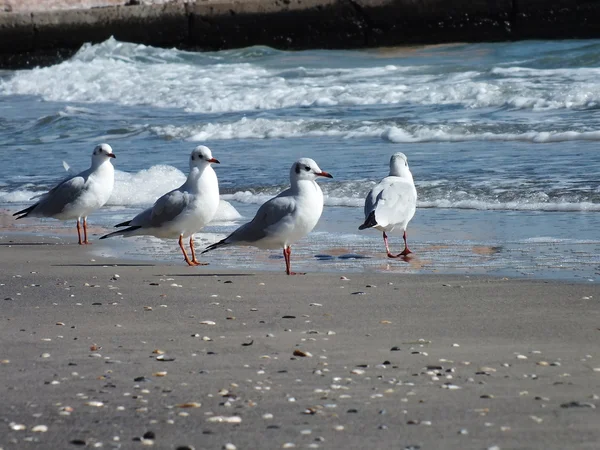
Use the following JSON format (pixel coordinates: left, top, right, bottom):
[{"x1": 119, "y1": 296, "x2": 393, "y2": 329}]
[
  {"x1": 202, "y1": 238, "x2": 229, "y2": 254},
  {"x1": 358, "y1": 211, "x2": 378, "y2": 230},
  {"x1": 13, "y1": 204, "x2": 37, "y2": 219},
  {"x1": 99, "y1": 226, "x2": 142, "y2": 240}
]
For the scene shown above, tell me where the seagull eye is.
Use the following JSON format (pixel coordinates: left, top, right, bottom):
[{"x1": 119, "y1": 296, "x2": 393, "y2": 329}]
[{"x1": 304, "y1": 166, "x2": 311, "y2": 172}]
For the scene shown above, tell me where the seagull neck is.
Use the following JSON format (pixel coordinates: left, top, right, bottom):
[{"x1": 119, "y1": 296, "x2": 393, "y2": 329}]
[
  {"x1": 390, "y1": 167, "x2": 413, "y2": 183},
  {"x1": 292, "y1": 178, "x2": 319, "y2": 194},
  {"x1": 91, "y1": 158, "x2": 111, "y2": 170}
]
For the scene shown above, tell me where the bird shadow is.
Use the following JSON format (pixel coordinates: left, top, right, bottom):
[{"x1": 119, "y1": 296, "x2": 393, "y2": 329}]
[
  {"x1": 164, "y1": 273, "x2": 255, "y2": 278},
  {"x1": 0, "y1": 242, "x2": 57, "y2": 246},
  {"x1": 53, "y1": 263, "x2": 156, "y2": 267}
]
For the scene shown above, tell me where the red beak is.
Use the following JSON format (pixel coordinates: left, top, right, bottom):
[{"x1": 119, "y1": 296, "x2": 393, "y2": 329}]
[
  {"x1": 317, "y1": 171, "x2": 333, "y2": 178},
  {"x1": 208, "y1": 158, "x2": 220, "y2": 164}
]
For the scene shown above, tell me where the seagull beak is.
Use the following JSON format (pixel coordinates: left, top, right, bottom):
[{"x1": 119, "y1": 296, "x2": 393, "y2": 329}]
[
  {"x1": 108, "y1": 153, "x2": 116, "y2": 159},
  {"x1": 317, "y1": 171, "x2": 333, "y2": 178},
  {"x1": 208, "y1": 158, "x2": 220, "y2": 164}
]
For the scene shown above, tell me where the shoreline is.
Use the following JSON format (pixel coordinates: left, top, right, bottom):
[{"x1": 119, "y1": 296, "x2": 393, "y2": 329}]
[
  {"x1": 2, "y1": 0, "x2": 600, "y2": 69},
  {"x1": 0, "y1": 234, "x2": 599, "y2": 449}
]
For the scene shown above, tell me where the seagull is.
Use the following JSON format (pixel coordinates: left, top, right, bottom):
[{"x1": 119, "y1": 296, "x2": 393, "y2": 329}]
[
  {"x1": 13, "y1": 143, "x2": 116, "y2": 245},
  {"x1": 359, "y1": 152, "x2": 417, "y2": 258},
  {"x1": 100, "y1": 145, "x2": 220, "y2": 266},
  {"x1": 202, "y1": 158, "x2": 333, "y2": 275}
]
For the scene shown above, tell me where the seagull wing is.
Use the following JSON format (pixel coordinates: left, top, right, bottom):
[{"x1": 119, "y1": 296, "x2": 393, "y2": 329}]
[
  {"x1": 230, "y1": 191, "x2": 296, "y2": 243},
  {"x1": 146, "y1": 188, "x2": 191, "y2": 228},
  {"x1": 368, "y1": 177, "x2": 416, "y2": 229}
]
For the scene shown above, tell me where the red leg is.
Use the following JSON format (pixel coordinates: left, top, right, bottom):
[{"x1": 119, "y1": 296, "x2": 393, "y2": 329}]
[
  {"x1": 179, "y1": 234, "x2": 196, "y2": 266},
  {"x1": 190, "y1": 236, "x2": 208, "y2": 266},
  {"x1": 384, "y1": 232, "x2": 398, "y2": 258},
  {"x1": 400, "y1": 230, "x2": 412, "y2": 256},
  {"x1": 384, "y1": 231, "x2": 412, "y2": 259},
  {"x1": 76, "y1": 219, "x2": 83, "y2": 245},
  {"x1": 283, "y1": 246, "x2": 305, "y2": 275},
  {"x1": 83, "y1": 217, "x2": 91, "y2": 244}
]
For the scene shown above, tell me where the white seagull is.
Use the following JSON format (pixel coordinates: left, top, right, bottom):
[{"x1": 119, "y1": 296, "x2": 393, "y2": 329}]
[
  {"x1": 100, "y1": 145, "x2": 220, "y2": 266},
  {"x1": 13, "y1": 143, "x2": 116, "y2": 245},
  {"x1": 359, "y1": 152, "x2": 417, "y2": 258},
  {"x1": 202, "y1": 158, "x2": 333, "y2": 275}
]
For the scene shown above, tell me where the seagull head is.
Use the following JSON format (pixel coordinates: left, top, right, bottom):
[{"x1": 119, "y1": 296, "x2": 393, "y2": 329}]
[
  {"x1": 92, "y1": 143, "x2": 116, "y2": 164},
  {"x1": 389, "y1": 152, "x2": 413, "y2": 180},
  {"x1": 190, "y1": 145, "x2": 220, "y2": 169},
  {"x1": 290, "y1": 158, "x2": 333, "y2": 182}
]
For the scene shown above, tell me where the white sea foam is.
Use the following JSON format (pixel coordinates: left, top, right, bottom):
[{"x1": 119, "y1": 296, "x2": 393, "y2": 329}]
[
  {"x1": 221, "y1": 190, "x2": 600, "y2": 212},
  {"x1": 152, "y1": 119, "x2": 600, "y2": 143},
  {"x1": 4, "y1": 38, "x2": 600, "y2": 113}
]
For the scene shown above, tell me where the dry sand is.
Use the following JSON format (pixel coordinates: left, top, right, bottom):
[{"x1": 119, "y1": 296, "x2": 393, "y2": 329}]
[{"x1": 0, "y1": 234, "x2": 599, "y2": 449}]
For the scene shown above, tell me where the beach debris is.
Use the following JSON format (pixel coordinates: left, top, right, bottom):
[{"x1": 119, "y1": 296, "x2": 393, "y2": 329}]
[
  {"x1": 340, "y1": 276, "x2": 349, "y2": 280},
  {"x1": 9, "y1": 422, "x2": 26, "y2": 431},
  {"x1": 351, "y1": 291, "x2": 366, "y2": 295},
  {"x1": 85, "y1": 401, "x2": 104, "y2": 407},
  {"x1": 156, "y1": 354, "x2": 175, "y2": 362},
  {"x1": 200, "y1": 320, "x2": 216, "y2": 325},
  {"x1": 207, "y1": 415, "x2": 242, "y2": 423},
  {"x1": 242, "y1": 340, "x2": 254, "y2": 346},
  {"x1": 560, "y1": 401, "x2": 596, "y2": 409},
  {"x1": 176, "y1": 402, "x2": 202, "y2": 408},
  {"x1": 224, "y1": 444, "x2": 237, "y2": 450},
  {"x1": 41, "y1": 353, "x2": 51, "y2": 358},
  {"x1": 70, "y1": 439, "x2": 87, "y2": 446},
  {"x1": 293, "y1": 349, "x2": 313, "y2": 357},
  {"x1": 530, "y1": 415, "x2": 543, "y2": 423},
  {"x1": 282, "y1": 315, "x2": 296, "y2": 319},
  {"x1": 90, "y1": 344, "x2": 101, "y2": 351},
  {"x1": 390, "y1": 346, "x2": 401, "y2": 351},
  {"x1": 31, "y1": 425, "x2": 49, "y2": 432},
  {"x1": 153, "y1": 371, "x2": 167, "y2": 377}
]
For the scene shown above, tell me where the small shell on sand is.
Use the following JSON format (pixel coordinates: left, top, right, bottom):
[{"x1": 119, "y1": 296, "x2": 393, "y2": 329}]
[{"x1": 207, "y1": 416, "x2": 242, "y2": 423}]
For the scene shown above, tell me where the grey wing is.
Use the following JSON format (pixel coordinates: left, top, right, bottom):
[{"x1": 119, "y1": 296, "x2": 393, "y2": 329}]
[
  {"x1": 373, "y1": 179, "x2": 417, "y2": 226},
  {"x1": 147, "y1": 189, "x2": 190, "y2": 228},
  {"x1": 230, "y1": 194, "x2": 296, "y2": 242},
  {"x1": 34, "y1": 175, "x2": 87, "y2": 216}
]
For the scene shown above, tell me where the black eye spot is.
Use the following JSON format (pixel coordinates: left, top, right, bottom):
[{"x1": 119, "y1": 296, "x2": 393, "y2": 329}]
[
  {"x1": 295, "y1": 164, "x2": 301, "y2": 174},
  {"x1": 304, "y1": 166, "x2": 310, "y2": 172}
]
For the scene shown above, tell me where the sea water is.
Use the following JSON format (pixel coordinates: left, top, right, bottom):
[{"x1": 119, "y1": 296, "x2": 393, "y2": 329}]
[{"x1": 1, "y1": 38, "x2": 599, "y2": 280}]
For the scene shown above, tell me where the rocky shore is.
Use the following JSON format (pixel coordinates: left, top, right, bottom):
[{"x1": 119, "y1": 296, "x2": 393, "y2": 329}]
[{"x1": 2, "y1": 0, "x2": 600, "y2": 69}]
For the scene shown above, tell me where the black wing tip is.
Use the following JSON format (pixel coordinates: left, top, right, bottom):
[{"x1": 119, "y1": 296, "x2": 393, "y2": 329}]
[
  {"x1": 201, "y1": 239, "x2": 227, "y2": 254},
  {"x1": 115, "y1": 220, "x2": 131, "y2": 228},
  {"x1": 13, "y1": 205, "x2": 35, "y2": 218},
  {"x1": 358, "y1": 211, "x2": 378, "y2": 230},
  {"x1": 100, "y1": 225, "x2": 142, "y2": 239}
]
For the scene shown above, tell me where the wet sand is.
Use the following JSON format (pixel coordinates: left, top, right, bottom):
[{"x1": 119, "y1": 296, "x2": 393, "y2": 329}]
[{"x1": 0, "y1": 234, "x2": 599, "y2": 449}]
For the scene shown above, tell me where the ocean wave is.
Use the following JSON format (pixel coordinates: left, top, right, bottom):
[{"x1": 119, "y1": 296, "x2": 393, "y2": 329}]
[
  {"x1": 152, "y1": 118, "x2": 600, "y2": 143},
  {"x1": 4, "y1": 38, "x2": 600, "y2": 113},
  {"x1": 221, "y1": 189, "x2": 599, "y2": 212}
]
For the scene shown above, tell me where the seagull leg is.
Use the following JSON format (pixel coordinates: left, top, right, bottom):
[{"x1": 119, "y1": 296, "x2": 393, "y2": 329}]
[
  {"x1": 179, "y1": 234, "x2": 196, "y2": 266},
  {"x1": 284, "y1": 246, "x2": 305, "y2": 275},
  {"x1": 384, "y1": 231, "x2": 412, "y2": 259},
  {"x1": 384, "y1": 232, "x2": 398, "y2": 258},
  {"x1": 83, "y1": 217, "x2": 91, "y2": 244},
  {"x1": 189, "y1": 236, "x2": 208, "y2": 266},
  {"x1": 76, "y1": 219, "x2": 83, "y2": 245},
  {"x1": 399, "y1": 230, "x2": 412, "y2": 256}
]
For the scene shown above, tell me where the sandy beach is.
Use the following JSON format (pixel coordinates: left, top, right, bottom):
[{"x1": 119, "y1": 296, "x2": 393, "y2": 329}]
[{"x1": 0, "y1": 233, "x2": 598, "y2": 449}]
